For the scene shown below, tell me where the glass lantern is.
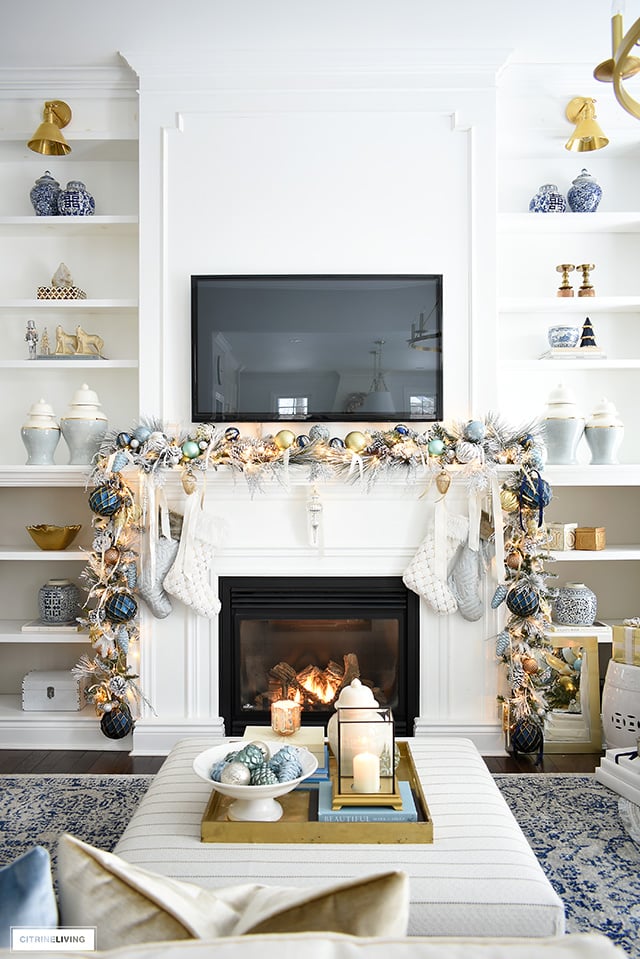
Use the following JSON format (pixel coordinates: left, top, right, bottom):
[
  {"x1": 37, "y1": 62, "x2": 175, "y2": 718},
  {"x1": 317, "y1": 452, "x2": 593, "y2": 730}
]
[{"x1": 333, "y1": 705, "x2": 402, "y2": 808}]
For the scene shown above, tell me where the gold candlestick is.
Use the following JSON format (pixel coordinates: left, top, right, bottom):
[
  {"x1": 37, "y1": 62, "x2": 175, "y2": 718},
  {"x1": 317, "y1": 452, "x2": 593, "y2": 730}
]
[
  {"x1": 577, "y1": 263, "x2": 596, "y2": 297},
  {"x1": 556, "y1": 263, "x2": 575, "y2": 297}
]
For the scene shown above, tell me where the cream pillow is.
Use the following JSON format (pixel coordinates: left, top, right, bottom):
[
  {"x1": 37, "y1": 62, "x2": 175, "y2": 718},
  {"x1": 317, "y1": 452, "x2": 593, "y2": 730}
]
[{"x1": 57, "y1": 834, "x2": 409, "y2": 950}]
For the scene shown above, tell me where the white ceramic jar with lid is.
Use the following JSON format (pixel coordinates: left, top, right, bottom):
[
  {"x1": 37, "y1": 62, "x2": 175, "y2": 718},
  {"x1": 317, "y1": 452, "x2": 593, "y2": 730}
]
[
  {"x1": 59, "y1": 383, "x2": 108, "y2": 465},
  {"x1": 584, "y1": 397, "x2": 624, "y2": 465},
  {"x1": 21, "y1": 398, "x2": 60, "y2": 465},
  {"x1": 542, "y1": 383, "x2": 585, "y2": 465}
]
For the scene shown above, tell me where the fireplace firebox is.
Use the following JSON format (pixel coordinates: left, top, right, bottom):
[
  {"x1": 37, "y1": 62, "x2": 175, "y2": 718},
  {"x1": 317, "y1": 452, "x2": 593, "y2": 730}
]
[{"x1": 219, "y1": 576, "x2": 419, "y2": 736}]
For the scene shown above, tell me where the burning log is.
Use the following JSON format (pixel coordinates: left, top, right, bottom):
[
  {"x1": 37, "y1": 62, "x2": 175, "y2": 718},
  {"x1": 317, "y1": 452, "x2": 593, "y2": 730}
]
[{"x1": 260, "y1": 652, "x2": 367, "y2": 711}]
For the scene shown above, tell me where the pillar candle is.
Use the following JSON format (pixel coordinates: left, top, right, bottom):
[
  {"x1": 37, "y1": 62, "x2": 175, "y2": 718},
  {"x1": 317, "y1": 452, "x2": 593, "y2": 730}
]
[{"x1": 352, "y1": 751, "x2": 380, "y2": 793}]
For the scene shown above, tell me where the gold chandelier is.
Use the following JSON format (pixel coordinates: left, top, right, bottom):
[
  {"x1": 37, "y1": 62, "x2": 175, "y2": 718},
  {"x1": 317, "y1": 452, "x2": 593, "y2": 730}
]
[{"x1": 594, "y1": 2, "x2": 640, "y2": 119}]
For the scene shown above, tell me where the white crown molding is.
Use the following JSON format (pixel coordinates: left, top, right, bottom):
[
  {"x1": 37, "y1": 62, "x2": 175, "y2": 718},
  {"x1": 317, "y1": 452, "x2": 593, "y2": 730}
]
[
  {"x1": 121, "y1": 47, "x2": 512, "y2": 92},
  {"x1": 0, "y1": 65, "x2": 138, "y2": 98}
]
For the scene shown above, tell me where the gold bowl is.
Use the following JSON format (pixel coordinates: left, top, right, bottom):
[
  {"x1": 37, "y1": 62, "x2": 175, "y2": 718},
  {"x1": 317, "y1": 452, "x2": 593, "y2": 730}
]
[{"x1": 26, "y1": 524, "x2": 82, "y2": 551}]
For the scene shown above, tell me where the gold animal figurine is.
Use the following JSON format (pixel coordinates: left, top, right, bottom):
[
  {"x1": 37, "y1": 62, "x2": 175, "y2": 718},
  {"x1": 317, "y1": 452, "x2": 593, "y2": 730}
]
[{"x1": 55, "y1": 325, "x2": 104, "y2": 357}]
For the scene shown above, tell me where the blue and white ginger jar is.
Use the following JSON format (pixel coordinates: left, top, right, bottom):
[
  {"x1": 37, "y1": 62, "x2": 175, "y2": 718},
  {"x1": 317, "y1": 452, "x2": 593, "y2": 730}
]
[
  {"x1": 567, "y1": 169, "x2": 602, "y2": 213},
  {"x1": 58, "y1": 180, "x2": 95, "y2": 216},
  {"x1": 30, "y1": 171, "x2": 60, "y2": 216},
  {"x1": 553, "y1": 582, "x2": 597, "y2": 626},
  {"x1": 529, "y1": 184, "x2": 567, "y2": 213}
]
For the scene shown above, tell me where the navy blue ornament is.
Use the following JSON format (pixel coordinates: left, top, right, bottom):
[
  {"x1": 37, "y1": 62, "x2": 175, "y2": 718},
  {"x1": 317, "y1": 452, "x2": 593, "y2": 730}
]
[
  {"x1": 100, "y1": 704, "x2": 134, "y2": 740},
  {"x1": 520, "y1": 433, "x2": 535, "y2": 450},
  {"x1": 116, "y1": 432, "x2": 132, "y2": 448},
  {"x1": 506, "y1": 582, "x2": 539, "y2": 618},
  {"x1": 89, "y1": 485, "x2": 121, "y2": 517},
  {"x1": 510, "y1": 718, "x2": 544, "y2": 759},
  {"x1": 296, "y1": 434, "x2": 310, "y2": 447},
  {"x1": 330, "y1": 437, "x2": 345, "y2": 449},
  {"x1": 225, "y1": 427, "x2": 240, "y2": 441},
  {"x1": 104, "y1": 590, "x2": 138, "y2": 624},
  {"x1": 519, "y1": 471, "x2": 552, "y2": 510},
  {"x1": 395, "y1": 424, "x2": 409, "y2": 436}
]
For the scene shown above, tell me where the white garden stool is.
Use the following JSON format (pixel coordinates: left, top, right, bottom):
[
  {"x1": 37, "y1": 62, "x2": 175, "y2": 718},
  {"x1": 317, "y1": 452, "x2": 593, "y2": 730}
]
[{"x1": 601, "y1": 659, "x2": 640, "y2": 747}]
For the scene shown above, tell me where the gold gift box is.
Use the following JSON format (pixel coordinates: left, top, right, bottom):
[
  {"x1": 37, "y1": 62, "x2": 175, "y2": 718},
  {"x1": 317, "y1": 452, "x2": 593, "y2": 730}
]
[
  {"x1": 612, "y1": 624, "x2": 640, "y2": 667},
  {"x1": 575, "y1": 527, "x2": 606, "y2": 551}
]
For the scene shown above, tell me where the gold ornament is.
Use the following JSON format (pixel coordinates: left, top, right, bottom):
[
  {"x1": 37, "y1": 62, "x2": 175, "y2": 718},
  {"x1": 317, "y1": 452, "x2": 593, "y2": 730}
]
[
  {"x1": 500, "y1": 489, "x2": 519, "y2": 512},
  {"x1": 557, "y1": 676, "x2": 576, "y2": 694},
  {"x1": 274, "y1": 429, "x2": 296, "y2": 450},
  {"x1": 522, "y1": 657, "x2": 539, "y2": 675},
  {"x1": 181, "y1": 472, "x2": 198, "y2": 495},
  {"x1": 104, "y1": 547, "x2": 120, "y2": 566},
  {"x1": 436, "y1": 470, "x2": 451, "y2": 495},
  {"x1": 506, "y1": 551, "x2": 523, "y2": 570},
  {"x1": 344, "y1": 430, "x2": 367, "y2": 453}
]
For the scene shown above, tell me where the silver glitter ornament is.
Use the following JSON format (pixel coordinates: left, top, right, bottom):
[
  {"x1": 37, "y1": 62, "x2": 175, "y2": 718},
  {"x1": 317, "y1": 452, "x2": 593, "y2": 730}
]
[{"x1": 220, "y1": 761, "x2": 251, "y2": 786}]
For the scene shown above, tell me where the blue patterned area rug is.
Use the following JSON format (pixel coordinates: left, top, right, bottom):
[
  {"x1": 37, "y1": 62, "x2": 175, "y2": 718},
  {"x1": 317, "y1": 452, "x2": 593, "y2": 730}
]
[
  {"x1": 495, "y1": 774, "x2": 640, "y2": 958},
  {"x1": 0, "y1": 773, "x2": 638, "y2": 955}
]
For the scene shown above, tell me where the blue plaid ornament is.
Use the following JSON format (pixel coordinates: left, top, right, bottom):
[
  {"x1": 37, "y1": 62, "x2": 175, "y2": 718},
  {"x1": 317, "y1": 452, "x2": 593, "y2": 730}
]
[
  {"x1": 506, "y1": 582, "x2": 539, "y2": 618},
  {"x1": 100, "y1": 704, "x2": 134, "y2": 740},
  {"x1": 104, "y1": 590, "x2": 138, "y2": 623},
  {"x1": 89, "y1": 485, "x2": 121, "y2": 517}
]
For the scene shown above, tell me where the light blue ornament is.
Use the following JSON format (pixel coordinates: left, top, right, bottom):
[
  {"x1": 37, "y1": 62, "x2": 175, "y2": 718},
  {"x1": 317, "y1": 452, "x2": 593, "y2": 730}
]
[
  {"x1": 464, "y1": 420, "x2": 485, "y2": 443},
  {"x1": 428, "y1": 438, "x2": 445, "y2": 455},
  {"x1": 133, "y1": 426, "x2": 152, "y2": 444},
  {"x1": 182, "y1": 440, "x2": 200, "y2": 459}
]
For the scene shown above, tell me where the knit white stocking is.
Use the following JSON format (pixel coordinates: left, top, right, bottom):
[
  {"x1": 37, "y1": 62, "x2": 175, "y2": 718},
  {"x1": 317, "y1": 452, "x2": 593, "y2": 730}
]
[
  {"x1": 164, "y1": 493, "x2": 221, "y2": 619},
  {"x1": 403, "y1": 512, "x2": 468, "y2": 615}
]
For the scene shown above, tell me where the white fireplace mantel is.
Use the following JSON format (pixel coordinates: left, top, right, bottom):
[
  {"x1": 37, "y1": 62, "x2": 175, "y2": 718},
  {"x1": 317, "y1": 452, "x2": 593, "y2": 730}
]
[{"x1": 131, "y1": 469, "x2": 506, "y2": 755}]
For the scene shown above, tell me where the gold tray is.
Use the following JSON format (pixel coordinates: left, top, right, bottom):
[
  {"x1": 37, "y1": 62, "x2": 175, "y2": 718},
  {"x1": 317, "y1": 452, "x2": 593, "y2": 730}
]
[{"x1": 200, "y1": 741, "x2": 433, "y2": 844}]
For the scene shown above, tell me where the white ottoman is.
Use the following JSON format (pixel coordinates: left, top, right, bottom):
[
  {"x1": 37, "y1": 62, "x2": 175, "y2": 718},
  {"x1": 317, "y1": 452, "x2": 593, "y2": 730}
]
[{"x1": 114, "y1": 737, "x2": 564, "y2": 938}]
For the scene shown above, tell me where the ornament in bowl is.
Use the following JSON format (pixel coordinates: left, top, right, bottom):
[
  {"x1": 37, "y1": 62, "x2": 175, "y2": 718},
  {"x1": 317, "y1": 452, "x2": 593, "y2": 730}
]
[{"x1": 193, "y1": 740, "x2": 318, "y2": 821}]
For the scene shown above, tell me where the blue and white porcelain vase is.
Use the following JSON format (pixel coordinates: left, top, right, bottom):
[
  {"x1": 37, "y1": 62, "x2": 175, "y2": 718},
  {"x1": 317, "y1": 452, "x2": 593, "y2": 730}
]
[
  {"x1": 553, "y1": 582, "x2": 597, "y2": 626},
  {"x1": 529, "y1": 184, "x2": 567, "y2": 213},
  {"x1": 38, "y1": 579, "x2": 81, "y2": 625},
  {"x1": 57, "y1": 180, "x2": 95, "y2": 216},
  {"x1": 567, "y1": 169, "x2": 602, "y2": 213},
  {"x1": 29, "y1": 171, "x2": 60, "y2": 216}
]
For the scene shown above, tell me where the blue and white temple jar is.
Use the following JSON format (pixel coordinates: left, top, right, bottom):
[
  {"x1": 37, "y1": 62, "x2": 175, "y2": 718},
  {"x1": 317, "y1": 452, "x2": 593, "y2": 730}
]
[
  {"x1": 529, "y1": 184, "x2": 567, "y2": 213},
  {"x1": 567, "y1": 169, "x2": 602, "y2": 213},
  {"x1": 30, "y1": 171, "x2": 60, "y2": 216},
  {"x1": 58, "y1": 180, "x2": 95, "y2": 216},
  {"x1": 553, "y1": 582, "x2": 597, "y2": 626}
]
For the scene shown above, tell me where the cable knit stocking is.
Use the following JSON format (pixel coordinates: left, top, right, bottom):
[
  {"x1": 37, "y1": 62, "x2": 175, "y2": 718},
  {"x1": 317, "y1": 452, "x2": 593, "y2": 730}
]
[
  {"x1": 164, "y1": 493, "x2": 221, "y2": 618},
  {"x1": 403, "y1": 512, "x2": 468, "y2": 615}
]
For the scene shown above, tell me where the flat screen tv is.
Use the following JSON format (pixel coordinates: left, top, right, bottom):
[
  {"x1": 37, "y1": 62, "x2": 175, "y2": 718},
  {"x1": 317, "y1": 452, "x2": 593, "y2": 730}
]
[{"x1": 191, "y1": 274, "x2": 443, "y2": 423}]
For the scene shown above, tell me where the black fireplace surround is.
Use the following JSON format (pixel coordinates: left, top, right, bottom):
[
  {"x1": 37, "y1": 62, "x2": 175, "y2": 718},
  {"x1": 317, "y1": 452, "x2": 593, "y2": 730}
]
[{"x1": 219, "y1": 576, "x2": 419, "y2": 737}]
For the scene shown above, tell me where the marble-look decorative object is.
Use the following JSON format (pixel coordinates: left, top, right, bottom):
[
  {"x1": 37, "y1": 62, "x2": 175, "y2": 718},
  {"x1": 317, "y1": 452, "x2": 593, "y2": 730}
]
[
  {"x1": 30, "y1": 171, "x2": 60, "y2": 216},
  {"x1": 57, "y1": 180, "x2": 95, "y2": 216},
  {"x1": 59, "y1": 383, "x2": 107, "y2": 465},
  {"x1": 584, "y1": 397, "x2": 624, "y2": 465},
  {"x1": 542, "y1": 384, "x2": 584, "y2": 465},
  {"x1": 529, "y1": 184, "x2": 567, "y2": 213},
  {"x1": 21, "y1": 398, "x2": 60, "y2": 466},
  {"x1": 567, "y1": 169, "x2": 602, "y2": 212},
  {"x1": 553, "y1": 582, "x2": 597, "y2": 626}
]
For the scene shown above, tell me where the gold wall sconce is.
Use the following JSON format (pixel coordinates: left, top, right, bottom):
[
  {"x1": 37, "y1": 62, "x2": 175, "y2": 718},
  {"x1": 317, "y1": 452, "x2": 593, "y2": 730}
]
[
  {"x1": 564, "y1": 97, "x2": 609, "y2": 152},
  {"x1": 27, "y1": 101, "x2": 72, "y2": 156},
  {"x1": 594, "y1": 3, "x2": 640, "y2": 119}
]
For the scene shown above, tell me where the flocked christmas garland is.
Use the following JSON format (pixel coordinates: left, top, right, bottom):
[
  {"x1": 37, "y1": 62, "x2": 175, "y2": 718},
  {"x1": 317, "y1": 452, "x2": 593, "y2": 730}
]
[{"x1": 74, "y1": 414, "x2": 578, "y2": 755}]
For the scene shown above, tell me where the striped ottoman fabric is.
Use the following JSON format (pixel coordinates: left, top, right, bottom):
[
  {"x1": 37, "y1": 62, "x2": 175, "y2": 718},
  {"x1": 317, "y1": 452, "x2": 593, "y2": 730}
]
[{"x1": 114, "y1": 737, "x2": 565, "y2": 938}]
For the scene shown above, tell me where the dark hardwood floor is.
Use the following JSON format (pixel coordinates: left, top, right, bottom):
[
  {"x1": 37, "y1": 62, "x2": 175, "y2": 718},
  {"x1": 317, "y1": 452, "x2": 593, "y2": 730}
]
[{"x1": 0, "y1": 747, "x2": 604, "y2": 775}]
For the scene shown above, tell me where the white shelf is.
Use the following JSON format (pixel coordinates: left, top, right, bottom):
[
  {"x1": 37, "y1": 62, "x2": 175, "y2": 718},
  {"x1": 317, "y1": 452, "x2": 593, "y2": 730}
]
[
  {"x1": 498, "y1": 212, "x2": 640, "y2": 234},
  {"x1": 509, "y1": 359, "x2": 640, "y2": 371},
  {"x1": 0, "y1": 466, "x2": 89, "y2": 486},
  {"x1": 0, "y1": 298, "x2": 137, "y2": 311},
  {"x1": 0, "y1": 359, "x2": 138, "y2": 369},
  {"x1": 549, "y1": 546, "x2": 640, "y2": 561},
  {"x1": 0, "y1": 215, "x2": 138, "y2": 236},
  {"x1": 0, "y1": 134, "x2": 138, "y2": 163},
  {"x1": 0, "y1": 546, "x2": 88, "y2": 561},
  {"x1": 0, "y1": 694, "x2": 95, "y2": 720},
  {"x1": 499, "y1": 296, "x2": 640, "y2": 313},
  {"x1": 0, "y1": 620, "x2": 88, "y2": 643},
  {"x1": 543, "y1": 465, "x2": 640, "y2": 486}
]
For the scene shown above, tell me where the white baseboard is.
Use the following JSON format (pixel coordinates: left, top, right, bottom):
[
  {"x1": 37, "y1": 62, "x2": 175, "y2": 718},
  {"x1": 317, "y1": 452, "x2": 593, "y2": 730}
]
[
  {"x1": 413, "y1": 719, "x2": 506, "y2": 755},
  {"x1": 130, "y1": 717, "x2": 226, "y2": 755}
]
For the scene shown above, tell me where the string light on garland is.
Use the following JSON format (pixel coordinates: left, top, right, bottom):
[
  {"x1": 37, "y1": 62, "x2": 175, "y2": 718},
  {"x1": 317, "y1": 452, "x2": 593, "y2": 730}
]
[{"x1": 75, "y1": 413, "x2": 563, "y2": 741}]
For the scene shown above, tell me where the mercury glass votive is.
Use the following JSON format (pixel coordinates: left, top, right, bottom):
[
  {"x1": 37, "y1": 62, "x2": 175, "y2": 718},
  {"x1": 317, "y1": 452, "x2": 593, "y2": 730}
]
[{"x1": 270, "y1": 699, "x2": 302, "y2": 736}]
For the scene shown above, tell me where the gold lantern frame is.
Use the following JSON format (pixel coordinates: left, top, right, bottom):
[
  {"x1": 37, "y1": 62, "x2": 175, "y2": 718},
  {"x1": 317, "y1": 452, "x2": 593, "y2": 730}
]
[{"x1": 332, "y1": 705, "x2": 402, "y2": 809}]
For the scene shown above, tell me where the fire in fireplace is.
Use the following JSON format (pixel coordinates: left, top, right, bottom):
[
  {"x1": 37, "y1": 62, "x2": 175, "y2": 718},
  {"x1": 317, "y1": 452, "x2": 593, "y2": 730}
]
[{"x1": 218, "y1": 576, "x2": 419, "y2": 736}]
